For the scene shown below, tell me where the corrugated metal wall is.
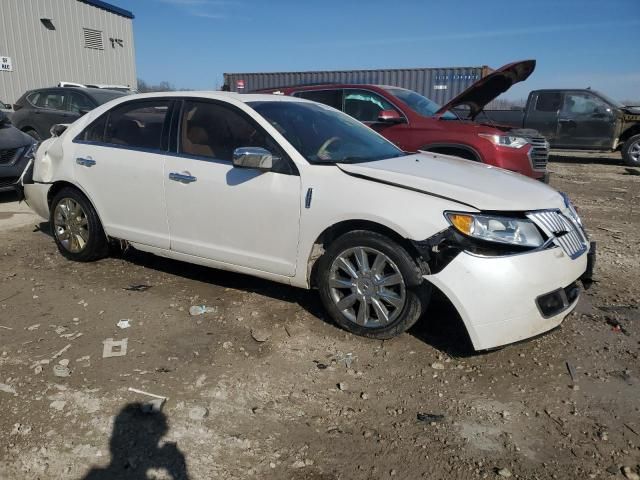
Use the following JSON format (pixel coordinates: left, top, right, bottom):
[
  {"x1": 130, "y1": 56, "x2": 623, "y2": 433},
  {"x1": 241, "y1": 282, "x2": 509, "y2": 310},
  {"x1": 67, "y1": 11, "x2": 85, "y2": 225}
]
[
  {"x1": 0, "y1": 0, "x2": 136, "y2": 104},
  {"x1": 224, "y1": 66, "x2": 488, "y2": 104}
]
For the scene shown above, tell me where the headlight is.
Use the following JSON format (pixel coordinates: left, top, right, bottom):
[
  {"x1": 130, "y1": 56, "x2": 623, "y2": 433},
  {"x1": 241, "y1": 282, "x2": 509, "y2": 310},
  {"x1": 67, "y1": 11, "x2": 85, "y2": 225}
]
[
  {"x1": 560, "y1": 192, "x2": 583, "y2": 227},
  {"x1": 478, "y1": 134, "x2": 529, "y2": 149},
  {"x1": 445, "y1": 212, "x2": 544, "y2": 248},
  {"x1": 22, "y1": 143, "x2": 38, "y2": 160}
]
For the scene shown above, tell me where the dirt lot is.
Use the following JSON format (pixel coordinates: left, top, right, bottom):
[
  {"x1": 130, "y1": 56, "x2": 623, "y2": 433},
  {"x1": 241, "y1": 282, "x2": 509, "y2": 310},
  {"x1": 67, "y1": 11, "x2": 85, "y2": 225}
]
[{"x1": 1, "y1": 153, "x2": 639, "y2": 480}]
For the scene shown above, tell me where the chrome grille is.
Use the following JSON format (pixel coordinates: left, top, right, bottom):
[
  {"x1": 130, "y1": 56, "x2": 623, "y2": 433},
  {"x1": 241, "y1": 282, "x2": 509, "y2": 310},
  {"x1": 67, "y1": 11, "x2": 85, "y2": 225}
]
[
  {"x1": 0, "y1": 147, "x2": 22, "y2": 166},
  {"x1": 527, "y1": 210, "x2": 588, "y2": 259},
  {"x1": 525, "y1": 136, "x2": 549, "y2": 171}
]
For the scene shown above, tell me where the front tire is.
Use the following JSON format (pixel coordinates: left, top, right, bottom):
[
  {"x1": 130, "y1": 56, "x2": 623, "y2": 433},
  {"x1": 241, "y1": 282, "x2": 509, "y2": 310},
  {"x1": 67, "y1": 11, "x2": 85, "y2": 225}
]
[
  {"x1": 50, "y1": 187, "x2": 109, "y2": 262},
  {"x1": 622, "y1": 134, "x2": 640, "y2": 167},
  {"x1": 317, "y1": 231, "x2": 430, "y2": 339}
]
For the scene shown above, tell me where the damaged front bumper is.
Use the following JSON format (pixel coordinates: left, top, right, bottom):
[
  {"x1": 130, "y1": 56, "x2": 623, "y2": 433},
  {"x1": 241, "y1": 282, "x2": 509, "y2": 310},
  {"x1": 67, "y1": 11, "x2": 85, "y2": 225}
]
[{"x1": 424, "y1": 246, "x2": 588, "y2": 351}]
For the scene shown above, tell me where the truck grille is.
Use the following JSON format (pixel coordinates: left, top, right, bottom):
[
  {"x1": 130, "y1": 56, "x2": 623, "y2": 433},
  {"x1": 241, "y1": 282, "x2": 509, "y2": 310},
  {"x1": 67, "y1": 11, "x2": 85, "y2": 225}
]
[
  {"x1": 525, "y1": 136, "x2": 549, "y2": 171},
  {"x1": 0, "y1": 147, "x2": 23, "y2": 166},
  {"x1": 527, "y1": 210, "x2": 588, "y2": 259}
]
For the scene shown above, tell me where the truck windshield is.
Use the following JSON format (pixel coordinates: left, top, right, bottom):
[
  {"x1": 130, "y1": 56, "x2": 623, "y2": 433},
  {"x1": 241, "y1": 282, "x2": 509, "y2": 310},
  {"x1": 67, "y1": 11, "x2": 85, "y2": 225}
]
[
  {"x1": 249, "y1": 101, "x2": 405, "y2": 164},
  {"x1": 384, "y1": 87, "x2": 457, "y2": 120},
  {"x1": 593, "y1": 91, "x2": 623, "y2": 109}
]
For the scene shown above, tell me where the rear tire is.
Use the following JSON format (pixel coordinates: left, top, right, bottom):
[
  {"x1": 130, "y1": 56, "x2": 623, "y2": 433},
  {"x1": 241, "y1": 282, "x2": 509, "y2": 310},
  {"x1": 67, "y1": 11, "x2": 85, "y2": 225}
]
[
  {"x1": 317, "y1": 230, "x2": 430, "y2": 339},
  {"x1": 50, "y1": 187, "x2": 109, "y2": 262},
  {"x1": 622, "y1": 134, "x2": 640, "y2": 167}
]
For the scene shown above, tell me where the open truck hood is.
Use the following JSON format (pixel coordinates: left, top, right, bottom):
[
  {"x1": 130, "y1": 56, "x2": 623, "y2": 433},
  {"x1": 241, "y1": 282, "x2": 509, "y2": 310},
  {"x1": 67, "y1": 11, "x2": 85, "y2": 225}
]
[
  {"x1": 337, "y1": 152, "x2": 562, "y2": 212},
  {"x1": 436, "y1": 60, "x2": 536, "y2": 120}
]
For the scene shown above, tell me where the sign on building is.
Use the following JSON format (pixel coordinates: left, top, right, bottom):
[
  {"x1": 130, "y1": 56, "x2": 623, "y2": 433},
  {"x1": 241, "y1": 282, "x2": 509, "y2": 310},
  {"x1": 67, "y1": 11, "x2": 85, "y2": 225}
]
[{"x1": 0, "y1": 55, "x2": 13, "y2": 72}]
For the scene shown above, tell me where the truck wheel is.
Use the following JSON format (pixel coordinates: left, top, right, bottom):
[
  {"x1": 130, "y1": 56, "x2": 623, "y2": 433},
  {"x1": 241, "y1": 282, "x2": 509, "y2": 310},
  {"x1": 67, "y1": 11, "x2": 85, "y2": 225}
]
[
  {"x1": 317, "y1": 231, "x2": 431, "y2": 339},
  {"x1": 622, "y1": 134, "x2": 640, "y2": 167}
]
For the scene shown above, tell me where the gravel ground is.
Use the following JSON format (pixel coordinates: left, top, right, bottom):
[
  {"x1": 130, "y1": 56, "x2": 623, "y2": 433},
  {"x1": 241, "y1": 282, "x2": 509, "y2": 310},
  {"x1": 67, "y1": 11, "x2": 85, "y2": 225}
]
[{"x1": 0, "y1": 154, "x2": 639, "y2": 480}]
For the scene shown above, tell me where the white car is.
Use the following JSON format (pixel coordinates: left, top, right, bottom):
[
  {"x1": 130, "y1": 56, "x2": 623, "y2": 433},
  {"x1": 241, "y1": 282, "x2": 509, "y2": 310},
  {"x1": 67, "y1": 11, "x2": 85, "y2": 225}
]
[{"x1": 21, "y1": 92, "x2": 594, "y2": 350}]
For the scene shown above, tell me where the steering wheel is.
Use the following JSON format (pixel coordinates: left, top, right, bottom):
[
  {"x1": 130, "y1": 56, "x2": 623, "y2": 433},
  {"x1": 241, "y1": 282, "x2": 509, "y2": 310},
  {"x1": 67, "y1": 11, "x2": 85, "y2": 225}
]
[{"x1": 317, "y1": 136, "x2": 341, "y2": 160}]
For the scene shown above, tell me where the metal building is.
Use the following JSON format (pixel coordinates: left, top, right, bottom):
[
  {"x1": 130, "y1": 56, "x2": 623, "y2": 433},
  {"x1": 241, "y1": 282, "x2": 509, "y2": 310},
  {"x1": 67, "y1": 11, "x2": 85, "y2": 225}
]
[
  {"x1": 224, "y1": 66, "x2": 492, "y2": 104},
  {"x1": 0, "y1": 0, "x2": 136, "y2": 104}
]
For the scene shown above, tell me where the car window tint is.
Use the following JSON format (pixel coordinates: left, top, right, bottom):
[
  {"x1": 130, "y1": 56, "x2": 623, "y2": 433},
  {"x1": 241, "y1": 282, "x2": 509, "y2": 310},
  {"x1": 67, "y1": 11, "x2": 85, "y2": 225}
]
[
  {"x1": 27, "y1": 92, "x2": 41, "y2": 106},
  {"x1": 180, "y1": 100, "x2": 282, "y2": 162},
  {"x1": 104, "y1": 100, "x2": 171, "y2": 150},
  {"x1": 68, "y1": 93, "x2": 94, "y2": 114},
  {"x1": 38, "y1": 91, "x2": 66, "y2": 110},
  {"x1": 562, "y1": 93, "x2": 608, "y2": 115},
  {"x1": 79, "y1": 113, "x2": 108, "y2": 142},
  {"x1": 344, "y1": 90, "x2": 396, "y2": 122},
  {"x1": 294, "y1": 90, "x2": 343, "y2": 110},
  {"x1": 535, "y1": 92, "x2": 562, "y2": 112}
]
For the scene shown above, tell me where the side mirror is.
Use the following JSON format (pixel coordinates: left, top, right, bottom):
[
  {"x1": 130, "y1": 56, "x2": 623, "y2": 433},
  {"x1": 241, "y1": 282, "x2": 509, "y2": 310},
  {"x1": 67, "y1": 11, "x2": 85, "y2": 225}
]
[
  {"x1": 2, "y1": 103, "x2": 11, "y2": 109},
  {"x1": 50, "y1": 123, "x2": 69, "y2": 137},
  {"x1": 377, "y1": 109, "x2": 404, "y2": 123},
  {"x1": 232, "y1": 147, "x2": 274, "y2": 170}
]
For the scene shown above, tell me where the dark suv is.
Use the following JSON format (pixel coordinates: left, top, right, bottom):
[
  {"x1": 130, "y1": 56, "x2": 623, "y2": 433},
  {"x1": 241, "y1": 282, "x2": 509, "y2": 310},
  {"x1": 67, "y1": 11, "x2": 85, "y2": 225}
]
[
  {"x1": 259, "y1": 61, "x2": 549, "y2": 181},
  {"x1": 11, "y1": 87, "x2": 126, "y2": 141}
]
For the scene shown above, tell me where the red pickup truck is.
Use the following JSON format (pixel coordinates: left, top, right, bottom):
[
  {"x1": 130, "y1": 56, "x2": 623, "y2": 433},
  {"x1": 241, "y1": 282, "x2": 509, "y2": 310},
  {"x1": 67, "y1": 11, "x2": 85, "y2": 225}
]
[{"x1": 258, "y1": 60, "x2": 548, "y2": 181}]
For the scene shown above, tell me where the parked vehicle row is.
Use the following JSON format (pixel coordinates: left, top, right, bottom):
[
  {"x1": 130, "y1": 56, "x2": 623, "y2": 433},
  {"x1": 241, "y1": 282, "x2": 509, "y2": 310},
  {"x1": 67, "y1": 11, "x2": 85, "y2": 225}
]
[
  {"x1": 21, "y1": 92, "x2": 593, "y2": 351},
  {"x1": 11, "y1": 87, "x2": 126, "y2": 141},
  {"x1": 258, "y1": 61, "x2": 550, "y2": 182},
  {"x1": 484, "y1": 89, "x2": 640, "y2": 166}
]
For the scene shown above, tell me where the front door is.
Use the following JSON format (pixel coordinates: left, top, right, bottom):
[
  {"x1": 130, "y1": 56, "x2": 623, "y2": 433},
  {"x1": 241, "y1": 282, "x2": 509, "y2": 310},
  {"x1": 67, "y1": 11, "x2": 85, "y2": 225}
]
[
  {"x1": 163, "y1": 99, "x2": 301, "y2": 276},
  {"x1": 556, "y1": 91, "x2": 615, "y2": 149},
  {"x1": 72, "y1": 98, "x2": 174, "y2": 248},
  {"x1": 343, "y1": 89, "x2": 410, "y2": 149}
]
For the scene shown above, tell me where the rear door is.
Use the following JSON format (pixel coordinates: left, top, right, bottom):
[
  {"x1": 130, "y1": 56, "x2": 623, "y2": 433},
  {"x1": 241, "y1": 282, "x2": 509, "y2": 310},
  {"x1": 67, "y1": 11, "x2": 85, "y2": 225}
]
[
  {"x1": 556, "y1": 91, "x2": 615, "y2": 149},
  {"x1": 72, "y1": 98, "x2": 174, "y2": 248},
  {"x1": 163, "y1": 98, "x2": 301, "y2": 276},
  {"x1": 524, "y1": 91, "x2": 562, "y2": 145}
]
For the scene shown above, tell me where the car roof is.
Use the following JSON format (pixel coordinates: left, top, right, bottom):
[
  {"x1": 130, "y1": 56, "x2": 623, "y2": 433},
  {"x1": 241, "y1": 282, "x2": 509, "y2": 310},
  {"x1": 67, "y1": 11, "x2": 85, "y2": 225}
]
[{"x1": 108, "y1": 91, "x2": 312, "y2": 103}]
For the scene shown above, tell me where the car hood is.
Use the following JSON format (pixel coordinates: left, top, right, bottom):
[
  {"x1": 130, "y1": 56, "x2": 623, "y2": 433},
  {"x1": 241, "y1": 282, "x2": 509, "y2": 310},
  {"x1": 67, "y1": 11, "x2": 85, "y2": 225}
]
[
  {"x1": 0, "y1": 123, "x2": 35, "y2": 150},
  {"x1": 337, "y1": 153, "x2": 563, "y2": 212},
  {"x1": 436, "y1": 60, "x2": 536, "y2": 120}
]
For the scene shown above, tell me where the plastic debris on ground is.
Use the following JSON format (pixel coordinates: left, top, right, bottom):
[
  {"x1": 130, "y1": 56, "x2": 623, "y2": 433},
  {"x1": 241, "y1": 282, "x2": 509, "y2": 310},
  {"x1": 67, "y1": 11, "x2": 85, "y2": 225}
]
[{"x1": 102, "y1": 338, "x2": 128, "y2": 358}]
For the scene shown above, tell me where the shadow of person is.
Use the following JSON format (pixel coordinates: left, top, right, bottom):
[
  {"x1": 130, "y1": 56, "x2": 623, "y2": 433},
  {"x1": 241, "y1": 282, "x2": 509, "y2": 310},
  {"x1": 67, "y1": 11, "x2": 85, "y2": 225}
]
[{"x1": 81, "y1": 403, "x2": 190, "y2": 480}]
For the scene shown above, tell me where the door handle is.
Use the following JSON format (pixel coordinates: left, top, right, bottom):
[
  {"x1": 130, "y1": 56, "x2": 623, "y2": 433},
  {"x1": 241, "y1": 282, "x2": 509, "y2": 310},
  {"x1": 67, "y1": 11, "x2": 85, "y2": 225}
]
[
  {"x1": 169, "y1": 172, "x2": 197, "y2": 183},
  {"x1": 76, "y1": 157, "x2": 96, "y2": 167}
]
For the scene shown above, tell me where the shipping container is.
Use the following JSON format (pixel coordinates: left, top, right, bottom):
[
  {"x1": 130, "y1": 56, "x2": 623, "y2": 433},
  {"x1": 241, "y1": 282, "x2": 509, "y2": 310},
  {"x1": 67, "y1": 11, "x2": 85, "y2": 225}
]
[{"x1": 223, "y1": 66, "x2": 492, "y2": 104}]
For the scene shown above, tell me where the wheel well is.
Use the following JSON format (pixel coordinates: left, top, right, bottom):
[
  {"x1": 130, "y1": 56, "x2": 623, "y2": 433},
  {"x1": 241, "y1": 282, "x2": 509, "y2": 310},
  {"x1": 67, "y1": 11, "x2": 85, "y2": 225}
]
[
  {"x1": 307, "y1": 220, "x2": 423, "y2": 287},
  {"x1": 422, "y1": 145, "x2": 480, "y2": 162},
  {"x1": 47, "y1": 181, "x2": 82, "y2": 207},
  {"x1": 620, "y1": 125, "x2": 640, "y2": 144}
]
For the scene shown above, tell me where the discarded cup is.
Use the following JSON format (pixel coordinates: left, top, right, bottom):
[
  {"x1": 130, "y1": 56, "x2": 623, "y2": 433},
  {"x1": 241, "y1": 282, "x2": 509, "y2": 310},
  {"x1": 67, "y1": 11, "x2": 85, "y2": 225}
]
[
  {"x1": 189, "y1": 305, "x2": 217, "y2": 316},
  {"x1": 117, "y1": 319, "x2": 131, "y2": 329},
  {"x1": 53, "y1": 364, "x2": 71, "y2": 377}
]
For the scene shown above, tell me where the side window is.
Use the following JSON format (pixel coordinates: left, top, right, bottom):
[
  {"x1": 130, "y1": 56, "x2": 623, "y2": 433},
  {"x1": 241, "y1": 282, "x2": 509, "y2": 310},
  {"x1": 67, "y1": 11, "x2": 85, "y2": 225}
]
[
  {"x1": 562, "y1": 93, "x2": 608, "y2": 115},
  {"x1": 534, "y1": 92, "x2": 562, "y2": 112},
  {"x1": 294, "y1": 90, "x2": 343, "y2": 110},
  {"x1": 68, "y1": 93, "x2": 94, "y2": 114},
  {"x1": 27, "y1": 92, "x2": 41, "y2": 107},
  {"x1": 104, "y1": 100, "x2": 171, "y2": 150},
  {"x1": 344, "y1": 90, "x2": 397, "y2": 122},
  {"x1": 37, "y1": 91, "x2": 67, "y2": 110},
  {"x1": 180, "y1": 100, "x2": 284, "y2": 163},
  {"x1": 79, "y1": 114, "x2": 108, "y2": 142}
]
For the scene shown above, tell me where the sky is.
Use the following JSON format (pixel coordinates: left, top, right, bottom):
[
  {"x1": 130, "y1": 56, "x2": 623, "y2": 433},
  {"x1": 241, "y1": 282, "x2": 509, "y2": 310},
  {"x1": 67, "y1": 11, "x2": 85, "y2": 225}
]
[{"x1": 115, "y1": 0, "x2": 640, "y2": 101}]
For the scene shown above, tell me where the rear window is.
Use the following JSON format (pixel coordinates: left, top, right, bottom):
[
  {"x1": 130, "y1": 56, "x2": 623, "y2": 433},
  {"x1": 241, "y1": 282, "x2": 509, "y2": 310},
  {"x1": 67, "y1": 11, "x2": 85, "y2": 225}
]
[{"x1": 535, "y1": 92, "x2": 562, "y2": 112}]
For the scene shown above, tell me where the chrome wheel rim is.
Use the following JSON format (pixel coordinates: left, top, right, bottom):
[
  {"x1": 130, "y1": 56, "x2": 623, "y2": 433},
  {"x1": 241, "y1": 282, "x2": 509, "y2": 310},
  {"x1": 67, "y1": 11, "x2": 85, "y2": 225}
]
[
  {"x1": 53, "y1": 198, "x2": 89, "y2": 253},
  {"x1": 328, "y1": 247, "x2": 406, "y2": 328},
  {"x1": 630, "y1": 140, "x2": 640, "y2": 162}
]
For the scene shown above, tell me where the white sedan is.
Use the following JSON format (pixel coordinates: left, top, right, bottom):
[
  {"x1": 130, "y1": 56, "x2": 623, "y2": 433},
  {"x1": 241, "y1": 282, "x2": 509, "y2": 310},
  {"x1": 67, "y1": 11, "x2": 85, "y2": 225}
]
[{"x1": 22, "y1": 92, "x2": 593, "y2": 350}]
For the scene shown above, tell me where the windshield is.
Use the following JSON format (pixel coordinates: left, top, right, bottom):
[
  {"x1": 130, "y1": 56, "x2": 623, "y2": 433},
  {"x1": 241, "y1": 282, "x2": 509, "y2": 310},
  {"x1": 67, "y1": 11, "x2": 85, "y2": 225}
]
[
  {"x1": 593, "y1": 91, "x2": 623, "y2": 109},
  {"x1": 88, "y1": 90, "x2": 127, "y2": 105},
  {"x1": 248, "y1": 101, "x2": 404, "y2": 164},
  {"x1": 384, "y1": 87, "x2": 457, "y2": 120}
]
